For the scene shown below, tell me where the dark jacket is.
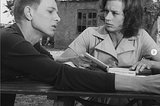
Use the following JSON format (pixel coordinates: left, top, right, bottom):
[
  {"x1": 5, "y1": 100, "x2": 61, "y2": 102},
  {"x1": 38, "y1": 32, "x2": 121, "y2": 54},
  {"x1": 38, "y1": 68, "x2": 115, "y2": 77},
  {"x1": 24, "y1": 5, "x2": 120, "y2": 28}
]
[{"x1": 1, "y1": 24, "x2": 115, "y2": 92}]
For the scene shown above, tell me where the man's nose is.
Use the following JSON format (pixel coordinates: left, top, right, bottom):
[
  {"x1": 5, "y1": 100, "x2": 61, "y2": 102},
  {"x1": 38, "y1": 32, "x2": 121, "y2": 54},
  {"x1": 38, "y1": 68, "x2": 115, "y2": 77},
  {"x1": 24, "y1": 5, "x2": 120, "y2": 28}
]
[{"x1": 54, "y1": 13, "x2": 61, "y2": 22}]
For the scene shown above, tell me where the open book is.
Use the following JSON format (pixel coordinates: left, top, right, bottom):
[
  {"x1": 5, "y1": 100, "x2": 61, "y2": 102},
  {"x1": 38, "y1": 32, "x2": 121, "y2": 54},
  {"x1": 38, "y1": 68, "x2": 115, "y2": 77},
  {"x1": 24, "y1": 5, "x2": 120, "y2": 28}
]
[
  {"x1": 84, "y1": 53, "x2": 136, "y2": 76},
  {"x1": 84, "y1": 53, "x2": 109, "y2": 72},
  {"x1": 108, "y1": 68, "x2": 136, "y2": 76},
  {"x1": 64, "y1": 53, "x2": 137, "y2": 76}
]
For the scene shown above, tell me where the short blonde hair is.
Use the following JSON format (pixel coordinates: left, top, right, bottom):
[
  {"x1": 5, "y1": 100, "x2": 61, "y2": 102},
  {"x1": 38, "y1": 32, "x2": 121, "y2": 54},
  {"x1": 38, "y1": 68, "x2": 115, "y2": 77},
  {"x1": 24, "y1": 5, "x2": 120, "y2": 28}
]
[{"x1": 13, "y1": 0, "x2": 41, "y2": 22}]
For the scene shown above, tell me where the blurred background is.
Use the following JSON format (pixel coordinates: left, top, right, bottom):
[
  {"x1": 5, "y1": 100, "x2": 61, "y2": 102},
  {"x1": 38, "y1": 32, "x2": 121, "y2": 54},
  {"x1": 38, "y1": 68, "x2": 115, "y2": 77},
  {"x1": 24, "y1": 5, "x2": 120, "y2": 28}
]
[{"x1": 1, "y1": 0, "x2": 160, "y2": 49}]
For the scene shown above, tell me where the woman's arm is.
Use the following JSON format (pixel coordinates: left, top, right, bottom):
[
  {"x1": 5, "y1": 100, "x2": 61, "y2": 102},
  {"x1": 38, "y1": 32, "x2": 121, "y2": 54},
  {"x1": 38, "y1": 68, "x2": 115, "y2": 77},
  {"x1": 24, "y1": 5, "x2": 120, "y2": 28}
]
[
  {"x1": 130, "y1": 52, "x2": 160, "y2": 74},
  {"x1": 130, "y1": 29, "x2": 160, "y2": 74},
  {"x1": 56, "y1": 48, "x2": 95, "y2": 68},
  {"x1": 55, "y1": 48, "x2": 80, "y2": 63}
]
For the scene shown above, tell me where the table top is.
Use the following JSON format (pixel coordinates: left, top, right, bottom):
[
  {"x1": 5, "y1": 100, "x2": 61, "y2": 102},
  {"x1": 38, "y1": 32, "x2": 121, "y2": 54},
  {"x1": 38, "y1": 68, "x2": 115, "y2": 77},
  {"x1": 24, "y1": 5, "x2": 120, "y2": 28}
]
[{"x1": 1, "y1": 78, "x2": 160, "y2": 100}]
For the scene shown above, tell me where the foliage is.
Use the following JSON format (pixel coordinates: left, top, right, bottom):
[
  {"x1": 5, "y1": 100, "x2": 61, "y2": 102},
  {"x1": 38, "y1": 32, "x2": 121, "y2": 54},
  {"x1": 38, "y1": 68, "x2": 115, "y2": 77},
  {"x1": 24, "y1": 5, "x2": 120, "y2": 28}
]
[
  {"x1": 2, "y1": 0, "x2": 160, "y2": 29},
  {"x1": 3, "y1": 0, "x2": 14, "y2": 15},
  {"x1": 0, "y1": 24, "x2": 5, "y2": 29},
  {"x1": 143, "y1": 0, "x2": 160, "y2": 33},
  {"x1": 3, "y1": 0, "x2": 14, "y2": 24}
]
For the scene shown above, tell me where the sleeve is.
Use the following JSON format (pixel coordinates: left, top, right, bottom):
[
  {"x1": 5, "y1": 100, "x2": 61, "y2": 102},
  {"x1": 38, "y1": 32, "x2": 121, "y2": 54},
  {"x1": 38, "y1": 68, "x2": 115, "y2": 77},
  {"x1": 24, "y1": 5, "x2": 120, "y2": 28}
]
[
  {"x1": 140, "y1": 29, "x2": 160, "y2": 60},
  {"x1": 1, "y1": 31, "x2": 115, "y2": 92},
  {"x1": 69, "y1": 27, "x2": 92, "y2": 54}
]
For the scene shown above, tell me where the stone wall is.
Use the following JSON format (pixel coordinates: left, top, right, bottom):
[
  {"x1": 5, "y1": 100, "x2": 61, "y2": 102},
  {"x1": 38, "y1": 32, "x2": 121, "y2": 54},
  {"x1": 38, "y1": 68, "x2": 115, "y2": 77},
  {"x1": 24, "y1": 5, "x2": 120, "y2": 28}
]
[
  {"x1": 54, "y1": 1, "x2": 103, "y2": 49},
  {"x1": 54, "y1": 1, "x2": 160, "y2": 49}
]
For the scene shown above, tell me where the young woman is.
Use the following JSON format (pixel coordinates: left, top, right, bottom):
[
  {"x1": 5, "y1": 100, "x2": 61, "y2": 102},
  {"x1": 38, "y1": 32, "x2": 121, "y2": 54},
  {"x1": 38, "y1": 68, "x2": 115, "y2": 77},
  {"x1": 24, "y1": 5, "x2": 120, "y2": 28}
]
[{"x1": 57, "y1": 0, "x2": 160, "y2": 105}]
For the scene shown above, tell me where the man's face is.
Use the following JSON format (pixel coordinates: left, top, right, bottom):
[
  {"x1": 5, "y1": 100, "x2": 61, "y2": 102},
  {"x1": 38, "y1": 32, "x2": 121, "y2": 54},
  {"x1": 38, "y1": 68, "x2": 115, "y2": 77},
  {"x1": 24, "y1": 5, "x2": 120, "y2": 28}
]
[
  {"x1": 31, "y1": 0, "x2": 61, "y2": 37},
  {"x1": 104, "y1": 0, "x2": 124, "y2": 33}
]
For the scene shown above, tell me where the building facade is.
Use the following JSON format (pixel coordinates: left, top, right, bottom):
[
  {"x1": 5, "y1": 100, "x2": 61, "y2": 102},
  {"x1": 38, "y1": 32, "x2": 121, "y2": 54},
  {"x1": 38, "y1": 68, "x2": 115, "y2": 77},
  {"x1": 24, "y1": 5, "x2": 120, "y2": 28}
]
[
  {"x1": 54, "y1": 0, "x2": 102, "y2": 49},
  {"x1": 48, "y1": 0, "x2": 159, "y2": 49}
]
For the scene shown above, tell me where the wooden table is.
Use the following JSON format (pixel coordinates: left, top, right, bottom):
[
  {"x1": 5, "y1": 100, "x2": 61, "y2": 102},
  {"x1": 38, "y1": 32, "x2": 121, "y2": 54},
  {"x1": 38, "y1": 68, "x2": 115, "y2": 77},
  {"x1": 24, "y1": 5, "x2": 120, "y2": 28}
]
[{"x1": 1, "y1": 78, "x2": 160, "y2": 106}]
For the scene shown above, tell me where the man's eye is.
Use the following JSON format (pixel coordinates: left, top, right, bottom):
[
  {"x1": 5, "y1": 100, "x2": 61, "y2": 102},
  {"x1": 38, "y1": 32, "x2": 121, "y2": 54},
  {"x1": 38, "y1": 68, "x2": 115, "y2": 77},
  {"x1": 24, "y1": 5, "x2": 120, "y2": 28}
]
[{"x1": 48, "y1": 10, "x2": 53, "y2": 13}]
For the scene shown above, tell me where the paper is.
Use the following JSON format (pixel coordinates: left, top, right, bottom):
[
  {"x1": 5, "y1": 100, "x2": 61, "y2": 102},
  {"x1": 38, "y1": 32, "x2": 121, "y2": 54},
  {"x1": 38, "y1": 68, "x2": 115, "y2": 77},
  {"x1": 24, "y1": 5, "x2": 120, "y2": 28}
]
[
  {"x1": 63, "y1": 62, "x2": 76, "y2": 67},
  {"x1": 109, "y1": 68, "x2": 136, "y2": 76}
]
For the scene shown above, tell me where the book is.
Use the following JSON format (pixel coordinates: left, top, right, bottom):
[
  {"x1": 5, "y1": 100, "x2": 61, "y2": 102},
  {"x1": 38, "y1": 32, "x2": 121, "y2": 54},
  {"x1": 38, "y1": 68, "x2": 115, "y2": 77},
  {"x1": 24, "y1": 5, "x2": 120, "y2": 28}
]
[
  {"x1": 84, "y1": 53, "x2": 109, "y2": 72},
  {"x1": 109, "y1": 68, "x2": 136, "y2": 76},
  {"x1": 84, "y1": 53, "x2": 137, "y2": 76},
  {"x1": 63, "y1": 53, "x2": 139, "y2": 76},
  {"x1": 63, "y1": 61, "x2": 77, "y2": 67}
]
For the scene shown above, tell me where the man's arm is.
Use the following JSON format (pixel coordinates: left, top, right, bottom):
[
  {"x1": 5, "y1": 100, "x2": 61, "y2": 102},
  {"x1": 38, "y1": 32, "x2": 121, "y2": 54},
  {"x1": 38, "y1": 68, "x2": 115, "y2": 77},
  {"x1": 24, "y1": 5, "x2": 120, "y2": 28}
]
[
  {"x1": 115, "y1": 74, "x2": 160, "y2": 94},
  {"x1": 34, "y1": 42, "x2": 54, "y2": 60},
  {"x1": 1, "y1": 31, "x2": 116, "y2": 92}
]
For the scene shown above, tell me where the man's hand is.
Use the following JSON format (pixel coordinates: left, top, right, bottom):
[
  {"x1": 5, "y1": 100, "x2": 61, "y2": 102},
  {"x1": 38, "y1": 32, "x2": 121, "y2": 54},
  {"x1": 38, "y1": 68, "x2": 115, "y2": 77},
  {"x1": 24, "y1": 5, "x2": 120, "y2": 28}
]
[
  {"x1": 115, "y1": 74, "x2": 160, "y2": 94},
  {"x1": 142, "y1": 74, "x2": 160, "y2": 94},
  {"x1": 130, "y1": 59, "x2": 152, "y2": 74}
]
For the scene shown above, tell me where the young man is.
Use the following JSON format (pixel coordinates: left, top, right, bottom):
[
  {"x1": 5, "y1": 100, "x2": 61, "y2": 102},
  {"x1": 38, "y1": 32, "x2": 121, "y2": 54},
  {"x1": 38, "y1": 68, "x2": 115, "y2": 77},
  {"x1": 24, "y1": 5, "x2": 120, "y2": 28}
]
[{"x1": 1, "y1": 0, "x2": 160, "y2": 105}]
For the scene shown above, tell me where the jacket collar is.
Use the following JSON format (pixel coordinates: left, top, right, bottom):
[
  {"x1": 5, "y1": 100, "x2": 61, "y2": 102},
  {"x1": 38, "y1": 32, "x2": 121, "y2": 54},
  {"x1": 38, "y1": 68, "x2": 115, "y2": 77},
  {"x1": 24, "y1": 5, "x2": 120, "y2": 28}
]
[
  {"x1": 92, "y1": 25, "x2": 137, "y2": 59},
  {"x1": 92, "y1": 25, "x2": 107, "y2": 40},
  {"x1": 11, "y1": 23, "x2": 24, "y2": 38}
]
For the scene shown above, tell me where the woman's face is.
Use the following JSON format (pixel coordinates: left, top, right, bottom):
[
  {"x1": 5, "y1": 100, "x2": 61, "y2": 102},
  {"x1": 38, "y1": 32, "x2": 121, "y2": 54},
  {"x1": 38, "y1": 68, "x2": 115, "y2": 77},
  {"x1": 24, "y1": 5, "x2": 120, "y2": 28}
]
[{"x1": 104, "y1": 0, "x2": 124, "y2": 33}]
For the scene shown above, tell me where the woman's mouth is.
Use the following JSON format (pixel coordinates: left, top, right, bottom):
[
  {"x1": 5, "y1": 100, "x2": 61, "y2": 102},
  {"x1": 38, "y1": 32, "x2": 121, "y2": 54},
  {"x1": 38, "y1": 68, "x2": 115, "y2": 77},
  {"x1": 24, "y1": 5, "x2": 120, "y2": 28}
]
[{"x1": 106, "y1": 23, "x2": 113, "y2": 27}]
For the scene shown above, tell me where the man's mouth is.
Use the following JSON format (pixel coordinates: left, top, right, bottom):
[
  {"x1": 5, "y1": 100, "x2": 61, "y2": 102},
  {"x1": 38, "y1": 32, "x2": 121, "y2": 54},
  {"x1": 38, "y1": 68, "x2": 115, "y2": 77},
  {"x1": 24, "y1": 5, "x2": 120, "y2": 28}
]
[
  {"x1": 52, "y1": 25, "x2": 57, "y2": 28},
  {"x1": 51, "y1": 25, "x2": 57, "y2": 31}
]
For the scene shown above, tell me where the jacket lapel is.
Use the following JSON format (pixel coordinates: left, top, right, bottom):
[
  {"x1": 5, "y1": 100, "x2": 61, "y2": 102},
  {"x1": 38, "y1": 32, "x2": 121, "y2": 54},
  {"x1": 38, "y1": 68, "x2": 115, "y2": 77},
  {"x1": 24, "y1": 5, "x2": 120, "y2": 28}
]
[
  {"x1": 92, "y1": 34, "x2": 137, "y2": 60},
  {"x1": 116, "y1": 37, "x2": 136, "y2": 54},
  {"x1": 92, "y1": 26, "x2": 118, "y2": 60},
  {"x1": 94, "y1": 34, "x2": 118, "y2": 60},
  {"x1": 91, "y1": 26, "x2": 137, "y2": 64}
]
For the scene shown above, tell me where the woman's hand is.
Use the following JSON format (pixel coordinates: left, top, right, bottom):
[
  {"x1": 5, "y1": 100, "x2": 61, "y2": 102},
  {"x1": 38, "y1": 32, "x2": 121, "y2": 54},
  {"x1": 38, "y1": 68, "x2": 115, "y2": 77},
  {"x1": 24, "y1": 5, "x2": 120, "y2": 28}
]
[
  {"x1": 69, "y1": 54, "x2": 97, "y2": 69},
  {"x1": 130, "y1": 59, "x2": 152, "y2": 74}
]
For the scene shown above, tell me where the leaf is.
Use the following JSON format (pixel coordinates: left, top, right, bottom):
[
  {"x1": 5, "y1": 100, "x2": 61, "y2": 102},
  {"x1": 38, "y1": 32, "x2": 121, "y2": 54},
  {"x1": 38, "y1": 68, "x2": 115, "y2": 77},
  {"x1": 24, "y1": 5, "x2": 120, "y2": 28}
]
[
  {"x1": 3, "y1": 10, "x2": 8, "y2": 13},
  {"x1": 5, "y1": 0, "x2": 14, "y2": 10}
]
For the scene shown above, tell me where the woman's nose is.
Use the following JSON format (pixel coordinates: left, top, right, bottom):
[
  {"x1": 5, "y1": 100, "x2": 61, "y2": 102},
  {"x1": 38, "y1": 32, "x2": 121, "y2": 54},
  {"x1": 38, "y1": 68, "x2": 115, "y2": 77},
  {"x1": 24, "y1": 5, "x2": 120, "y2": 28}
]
[{"x1": 105, "y1": 12, "x2": 112, "y2": 21}]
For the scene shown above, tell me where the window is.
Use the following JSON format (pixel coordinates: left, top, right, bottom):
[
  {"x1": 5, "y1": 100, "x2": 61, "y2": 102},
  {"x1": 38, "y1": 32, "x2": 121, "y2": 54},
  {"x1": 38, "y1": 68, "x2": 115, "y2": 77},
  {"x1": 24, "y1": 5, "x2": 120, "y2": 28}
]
[{"x1": 77, "y1": 9, "x2": 97, "y2": 33}]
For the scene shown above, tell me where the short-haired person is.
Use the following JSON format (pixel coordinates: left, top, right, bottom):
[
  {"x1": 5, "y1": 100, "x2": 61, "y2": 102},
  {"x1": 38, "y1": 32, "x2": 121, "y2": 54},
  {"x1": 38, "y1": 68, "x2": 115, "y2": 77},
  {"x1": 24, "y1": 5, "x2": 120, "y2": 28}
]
[{"x1": 0, "y1": 0, "x2": 160, "y2": 106}]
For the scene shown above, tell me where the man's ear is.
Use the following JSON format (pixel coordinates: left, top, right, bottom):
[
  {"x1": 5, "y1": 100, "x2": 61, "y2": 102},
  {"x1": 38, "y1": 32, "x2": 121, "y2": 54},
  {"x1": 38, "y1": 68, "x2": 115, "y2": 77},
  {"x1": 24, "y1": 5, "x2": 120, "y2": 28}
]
[{"x1": 24, "y1": 6, "x2": 33, "y2": 21}]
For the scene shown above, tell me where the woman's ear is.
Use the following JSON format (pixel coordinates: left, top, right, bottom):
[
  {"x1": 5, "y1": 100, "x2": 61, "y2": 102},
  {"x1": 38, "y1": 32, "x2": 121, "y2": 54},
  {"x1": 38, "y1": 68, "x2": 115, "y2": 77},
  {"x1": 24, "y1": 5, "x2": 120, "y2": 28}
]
[{"x1": 24, "y1": 6, "x2": 33, "y2": 21}]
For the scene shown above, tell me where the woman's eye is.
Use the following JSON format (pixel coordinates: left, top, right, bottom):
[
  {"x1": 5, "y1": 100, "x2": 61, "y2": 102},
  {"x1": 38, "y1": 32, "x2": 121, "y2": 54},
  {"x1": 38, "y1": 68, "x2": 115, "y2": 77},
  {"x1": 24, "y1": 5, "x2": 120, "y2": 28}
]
[
  {"x1": 113, "y1": 12, "x2": 118, "y2": 15},
  {"x1": 105, "y1": 10, "x2": 109, "y2": 14},
  {"x1": 101, "y1": 9, "x2": 109, "y2": 13}
]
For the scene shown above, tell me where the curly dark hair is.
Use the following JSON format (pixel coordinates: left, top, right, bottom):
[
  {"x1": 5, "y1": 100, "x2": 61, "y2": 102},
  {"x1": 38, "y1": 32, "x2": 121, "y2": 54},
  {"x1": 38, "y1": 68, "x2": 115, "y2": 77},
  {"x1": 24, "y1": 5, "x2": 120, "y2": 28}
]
[{"x1": 99, "y1": 0, "x2": 144, "y2": 38}]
